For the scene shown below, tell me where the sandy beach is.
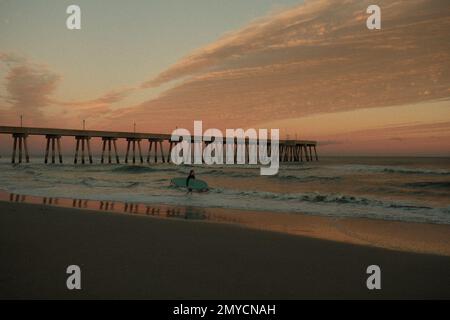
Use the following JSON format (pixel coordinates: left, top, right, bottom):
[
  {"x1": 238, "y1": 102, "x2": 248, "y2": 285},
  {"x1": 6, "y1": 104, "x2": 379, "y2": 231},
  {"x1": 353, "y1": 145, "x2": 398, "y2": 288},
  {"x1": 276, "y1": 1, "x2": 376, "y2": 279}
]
[{"x1": 1, "y1": 200, "x2": 449, "y2": 299}]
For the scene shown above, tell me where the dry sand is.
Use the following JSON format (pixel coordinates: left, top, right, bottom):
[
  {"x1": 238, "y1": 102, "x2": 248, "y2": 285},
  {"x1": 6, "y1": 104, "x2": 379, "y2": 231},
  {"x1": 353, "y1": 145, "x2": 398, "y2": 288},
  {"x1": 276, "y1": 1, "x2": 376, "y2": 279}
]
[{"x1": 1, "y1": 201, "x2": 449, "y2": 299}]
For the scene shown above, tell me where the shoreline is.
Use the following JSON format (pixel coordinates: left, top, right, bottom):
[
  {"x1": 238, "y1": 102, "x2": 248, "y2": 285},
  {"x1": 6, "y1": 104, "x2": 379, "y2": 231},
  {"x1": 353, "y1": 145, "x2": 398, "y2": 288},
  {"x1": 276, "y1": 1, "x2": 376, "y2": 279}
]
[
  {"x1": 1, "y1": 200, "x2": 450, "y2": 299},
  {"x1": 1, "y1": 190, "x2": 450, "y2": 257}
]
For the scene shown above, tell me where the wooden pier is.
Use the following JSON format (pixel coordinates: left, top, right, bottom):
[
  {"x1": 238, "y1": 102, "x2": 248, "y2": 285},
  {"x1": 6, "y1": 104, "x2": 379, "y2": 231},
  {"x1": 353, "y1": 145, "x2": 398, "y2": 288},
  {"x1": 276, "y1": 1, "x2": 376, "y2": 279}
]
[{"x1": 0, "y1": 126, "x2": 318, "y2": 164}]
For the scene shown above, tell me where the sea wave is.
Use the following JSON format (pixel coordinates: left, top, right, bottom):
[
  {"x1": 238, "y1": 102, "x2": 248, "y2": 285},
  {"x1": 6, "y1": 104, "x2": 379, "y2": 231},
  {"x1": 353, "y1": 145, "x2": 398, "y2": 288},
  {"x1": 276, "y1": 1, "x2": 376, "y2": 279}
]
[
  {"x1": 206, "y1": 187, "x2": 450, "y2": 223},
  {"x1": 403, "y1": 181, "x2": 450, "y2": 190},
  {"x1": 340, "y1": 164, "x2": 450, "y2": 176},
  {"x1": 29, "y1": 174, "x2": 141, "y2": 189},
  {"x1": 199, "y1": 168, "x2": 340, "y2": 182},
  {"x1": 81, "y1": 177, "x2": 140, "y2": 188},
  {"x1": 111, "y1": 165, "x2": 180, "y2": 174},
  {"x1": 210, "y1": 188, "x2": 435, "y2": 209},
  {"x1": 275, "y1": 175, "x2": 341, "y2": 182},
  {"x1": 200, "y1": 168, "x2": 257, "y2": 178}
]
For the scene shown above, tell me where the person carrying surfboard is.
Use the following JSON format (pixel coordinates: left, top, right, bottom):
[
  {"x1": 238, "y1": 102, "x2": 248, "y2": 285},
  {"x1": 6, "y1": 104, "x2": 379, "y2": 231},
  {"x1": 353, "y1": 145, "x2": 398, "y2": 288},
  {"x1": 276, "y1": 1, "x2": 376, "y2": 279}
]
[
  {"x1": 170, "y1": 173, "x2": 208, "y2": 192},
  {"x1": 186, "y1": 169, "x2": 196, "y2": 193}
]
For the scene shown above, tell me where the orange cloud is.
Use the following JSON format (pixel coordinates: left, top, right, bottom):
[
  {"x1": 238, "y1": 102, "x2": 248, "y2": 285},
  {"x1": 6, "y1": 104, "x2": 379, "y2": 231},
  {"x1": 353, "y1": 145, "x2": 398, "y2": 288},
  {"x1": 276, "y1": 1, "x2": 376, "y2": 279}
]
[
  {"x1": 0, "y1": 53, "x2": 135, "y2": 126},
  {"x1": 51, "y1": 87, "x2": 137, "y2": 121},
  {"x1": 0, "y1": 53, "x2": 60, "y2": 123},
  {"x1": 123, "y1": 0, "x2": 450, "y2": 130}
]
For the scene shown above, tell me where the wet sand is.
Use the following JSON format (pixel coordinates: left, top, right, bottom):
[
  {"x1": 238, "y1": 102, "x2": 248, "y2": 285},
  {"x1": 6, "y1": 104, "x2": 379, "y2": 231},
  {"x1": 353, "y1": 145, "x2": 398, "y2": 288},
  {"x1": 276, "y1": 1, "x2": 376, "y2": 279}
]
[
  {"x1": 1, "y1": 200, "x2": 450, "y2": 299},
  {"x1": 2, "y1": 190, "x2": 449, "y2": 256}
]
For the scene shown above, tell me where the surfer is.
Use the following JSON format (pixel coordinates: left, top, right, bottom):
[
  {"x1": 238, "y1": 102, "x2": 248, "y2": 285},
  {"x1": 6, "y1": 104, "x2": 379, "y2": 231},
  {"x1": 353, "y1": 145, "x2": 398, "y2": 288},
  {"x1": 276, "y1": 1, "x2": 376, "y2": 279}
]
[{"x1": 186, "y1": 170, "x2": 196, "y2": 193}]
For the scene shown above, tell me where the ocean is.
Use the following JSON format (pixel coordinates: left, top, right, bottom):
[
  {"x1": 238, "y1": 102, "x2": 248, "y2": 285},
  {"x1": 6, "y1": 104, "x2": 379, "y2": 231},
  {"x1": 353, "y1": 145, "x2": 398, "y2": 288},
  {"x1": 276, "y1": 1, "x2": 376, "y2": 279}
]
[{"x1": 0, "y1": 156, "x2": 449, "y2": 224}]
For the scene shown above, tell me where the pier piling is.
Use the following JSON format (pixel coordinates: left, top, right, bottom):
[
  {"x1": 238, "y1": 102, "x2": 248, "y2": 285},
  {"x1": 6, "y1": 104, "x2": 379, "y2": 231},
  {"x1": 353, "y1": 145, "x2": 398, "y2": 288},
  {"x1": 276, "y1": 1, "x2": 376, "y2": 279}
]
[
  {"x1": 101, "y1": 137, "x2": 119, "y2": 164},
  {"x1": 125, "y1": 138, "x2": 143, "y2": 164},
  {"x1": 74, "y1": 136, "x2": 92, "y2": 164},
  {"x1": 44, "y1": 135, "x2": 63, "y2": 164},
  {"x1": 147, "y1": 138, "x2": 166, "y2": 163},
  {"x1": 11, "y1": 133, "x2": 29, "y2": 164}
]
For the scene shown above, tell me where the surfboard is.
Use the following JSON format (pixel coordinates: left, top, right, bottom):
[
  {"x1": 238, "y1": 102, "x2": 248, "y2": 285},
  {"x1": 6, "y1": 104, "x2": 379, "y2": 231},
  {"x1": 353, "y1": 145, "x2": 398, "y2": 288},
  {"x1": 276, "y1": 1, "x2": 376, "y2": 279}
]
[{"x1": 170, "y1": 177, "x2": 209, "y2": 191}]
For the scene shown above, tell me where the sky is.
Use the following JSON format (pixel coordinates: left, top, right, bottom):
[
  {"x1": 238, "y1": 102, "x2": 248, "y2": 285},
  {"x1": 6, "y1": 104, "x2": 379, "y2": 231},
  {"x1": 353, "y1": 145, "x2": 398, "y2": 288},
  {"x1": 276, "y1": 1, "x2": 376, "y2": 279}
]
[{"x1": 0, "y1": 0, "x2": 449, "y2": 156}]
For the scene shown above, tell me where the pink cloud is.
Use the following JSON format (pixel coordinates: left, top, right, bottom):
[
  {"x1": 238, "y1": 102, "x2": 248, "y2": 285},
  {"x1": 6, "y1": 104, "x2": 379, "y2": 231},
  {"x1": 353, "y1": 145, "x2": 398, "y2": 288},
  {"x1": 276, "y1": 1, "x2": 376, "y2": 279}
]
[
  {"x1": 124, "y1": 0, "x2": 450, "y2": 130},
  {"x1": 0, "y1": 53, "x2": 135, "y2": 126},
  {"x1": 1, "y1": 54, "x2": 60, "y2": 123}
]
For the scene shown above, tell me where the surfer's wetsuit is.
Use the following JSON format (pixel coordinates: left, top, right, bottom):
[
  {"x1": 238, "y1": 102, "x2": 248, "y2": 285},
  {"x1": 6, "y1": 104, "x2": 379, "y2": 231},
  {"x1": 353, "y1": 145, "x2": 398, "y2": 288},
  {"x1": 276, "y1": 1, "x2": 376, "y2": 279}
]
[{"x1": 186, "y1": 172, "x2": 195, "y2": 189}]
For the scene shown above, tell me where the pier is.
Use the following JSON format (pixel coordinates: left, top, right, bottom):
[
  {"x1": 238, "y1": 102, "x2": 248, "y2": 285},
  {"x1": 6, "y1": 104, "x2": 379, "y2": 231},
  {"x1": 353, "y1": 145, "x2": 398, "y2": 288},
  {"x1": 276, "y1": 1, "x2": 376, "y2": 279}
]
[{"x1": 0, "y1": 126, "x2": 318, "y2": 164}]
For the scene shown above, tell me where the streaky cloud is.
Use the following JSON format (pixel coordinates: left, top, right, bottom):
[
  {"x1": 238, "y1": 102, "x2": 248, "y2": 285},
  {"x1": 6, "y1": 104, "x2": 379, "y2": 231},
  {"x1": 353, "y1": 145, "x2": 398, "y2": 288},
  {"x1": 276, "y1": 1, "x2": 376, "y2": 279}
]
[{"x1": 125, "y1": 0, "x2": 450, "y2": 129}]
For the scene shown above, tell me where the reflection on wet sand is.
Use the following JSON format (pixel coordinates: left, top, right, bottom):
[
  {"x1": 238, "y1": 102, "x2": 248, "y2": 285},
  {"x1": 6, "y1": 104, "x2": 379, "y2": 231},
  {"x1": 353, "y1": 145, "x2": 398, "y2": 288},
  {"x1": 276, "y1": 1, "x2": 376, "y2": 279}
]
[
  {"x1": 43, "y1": 197, "x2": 58, "y2": 205},
  {"x1": 73, "y1": 199, "x2": 88, "y2": 208},
  {"x1": 100, "y1": 201, "x2": 114, "y2": 211},
  {"x1": 124, "y1": 202, "x2": 139, "y2": 214},
  {"x1": 3, "y1": 191, "x2": 234, "y2": 223},
  {"x1": 9, "y1": 193, "x2": 26, "y2": 203}
]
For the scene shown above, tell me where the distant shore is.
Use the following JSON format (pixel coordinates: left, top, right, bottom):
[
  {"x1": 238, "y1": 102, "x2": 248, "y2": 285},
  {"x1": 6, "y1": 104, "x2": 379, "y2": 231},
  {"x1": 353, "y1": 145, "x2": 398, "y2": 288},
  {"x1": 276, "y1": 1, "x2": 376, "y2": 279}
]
[{"x1": 1, "y1": 200, "x2": 450, "y2": 299}]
